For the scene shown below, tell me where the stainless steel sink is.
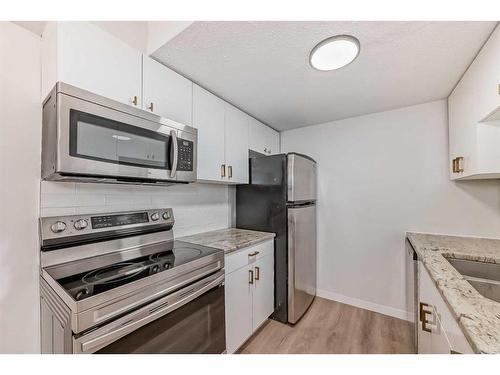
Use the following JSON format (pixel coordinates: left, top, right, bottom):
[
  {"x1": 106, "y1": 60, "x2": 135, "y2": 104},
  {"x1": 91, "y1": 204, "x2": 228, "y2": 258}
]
[{"x1": 445, "y1": 258, "x2": 500, "y2": 303}]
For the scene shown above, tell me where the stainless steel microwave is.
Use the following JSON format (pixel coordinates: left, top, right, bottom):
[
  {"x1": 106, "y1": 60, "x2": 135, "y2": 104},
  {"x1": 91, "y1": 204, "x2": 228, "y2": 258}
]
[{"x1": 42, "y1": 82, "x2": 197, "y2": 185}]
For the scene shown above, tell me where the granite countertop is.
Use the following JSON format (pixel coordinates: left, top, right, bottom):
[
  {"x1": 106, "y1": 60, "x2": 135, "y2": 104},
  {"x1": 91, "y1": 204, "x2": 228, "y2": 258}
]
[
  {"x1": 406, "y1": 232, "x2": 500, "y2": 354},
  {"x1": 180, "y1": 228, "x2": 275, "y2": 255}
]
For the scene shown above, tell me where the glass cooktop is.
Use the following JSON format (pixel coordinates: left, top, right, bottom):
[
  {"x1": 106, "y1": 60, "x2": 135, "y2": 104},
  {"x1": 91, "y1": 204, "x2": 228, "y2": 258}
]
[{"x1": 51, "y1": 241, "x2": 220, "y2": 301}]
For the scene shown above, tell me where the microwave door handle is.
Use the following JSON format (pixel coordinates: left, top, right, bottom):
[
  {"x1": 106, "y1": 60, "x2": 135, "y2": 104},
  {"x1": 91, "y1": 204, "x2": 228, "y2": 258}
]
[{"x1": 170, "y1": 130, "x2": 178, "y2": 178}]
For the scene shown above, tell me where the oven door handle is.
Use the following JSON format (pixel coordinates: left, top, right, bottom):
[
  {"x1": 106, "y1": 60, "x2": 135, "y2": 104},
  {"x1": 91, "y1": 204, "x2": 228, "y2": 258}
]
[
  {"x1": 74, "y1": 272, "x2": 224, "y2": 354},
  {"x1": 170, "y1": 130, "x2": 178, "y2": 179}
]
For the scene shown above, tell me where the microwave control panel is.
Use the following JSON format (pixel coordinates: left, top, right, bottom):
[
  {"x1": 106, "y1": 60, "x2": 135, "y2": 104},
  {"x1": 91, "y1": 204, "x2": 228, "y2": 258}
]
[{"x1": 177, "y1": 139, "x2": 194, "y2": 171}]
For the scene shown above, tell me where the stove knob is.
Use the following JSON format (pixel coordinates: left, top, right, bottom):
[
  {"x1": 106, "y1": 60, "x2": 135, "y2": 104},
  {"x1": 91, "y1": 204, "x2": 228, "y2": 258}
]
[
  {"x1": 74, "y1": 219, "x2": 88, "y2": 230},
  {"x1": 162, "y1": 212, "x2": 171, "y2": 220},
  {"x1": 75, "y1": 288, "x2": 89, "y2": 301},
  {"x1": 50, "y1": 221, "x2": 67, "y2": 233},
  {"x1": 151, "y1": 212, "x2": 160, "y2": 221},
  {"x1": 152, "y1": 265, "x2": 159, "y2": 273}
]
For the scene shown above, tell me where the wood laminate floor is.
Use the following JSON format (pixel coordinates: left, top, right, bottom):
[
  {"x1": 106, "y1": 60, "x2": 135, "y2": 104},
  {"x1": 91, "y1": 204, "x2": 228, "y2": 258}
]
[{"x1": 239, "y1": 297, "x2": 415, "y2": 354}]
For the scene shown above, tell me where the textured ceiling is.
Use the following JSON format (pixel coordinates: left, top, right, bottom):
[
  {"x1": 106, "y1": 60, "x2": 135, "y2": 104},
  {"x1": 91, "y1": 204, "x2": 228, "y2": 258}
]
[{"x1": 153, "y1": 21, "x2": 497, "y2": 131}]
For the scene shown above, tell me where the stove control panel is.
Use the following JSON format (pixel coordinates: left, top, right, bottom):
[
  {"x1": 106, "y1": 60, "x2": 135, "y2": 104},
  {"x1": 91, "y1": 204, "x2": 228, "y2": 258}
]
[
  {"x1": 91, "y1": 212, "x2": 150, "y2": 229},
  {"x1": 40, "y1": 208, "x2": 175, "y2": 249}
]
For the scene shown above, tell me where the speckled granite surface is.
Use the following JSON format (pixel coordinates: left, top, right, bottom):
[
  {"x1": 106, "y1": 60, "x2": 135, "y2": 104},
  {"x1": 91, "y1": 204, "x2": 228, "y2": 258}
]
[
  {"x1": 180, "y1": 228, "x2": 275, "y2": 255},
  {"x1": 406, "y1": 232, "x2": 500, "y2": 354}
]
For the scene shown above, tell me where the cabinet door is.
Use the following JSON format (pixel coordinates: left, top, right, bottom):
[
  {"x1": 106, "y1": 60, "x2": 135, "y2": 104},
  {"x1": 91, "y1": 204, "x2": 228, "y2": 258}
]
[
  {"x1": 431, "y1": 313, "x2": 453, "y2": 354},
  {"x1": 192, "y1": 84, "x2": 226, "y2": 181},
  {"x1": 224, "y1": 105, "x2": 249, "y2": 184},
  {"x1": 52, "y1": 22, "x2": 143, "y2": 107},
  {"x1": 249, "y1": 117, "x2": 280, "y2": 155},
  {"x1": 448, "y1": 25, "x2": 500, "y2": 179},
  {"x1": 225, "y1": 265, "x2": 253, "y2": 354},
  {"x1": 142, "y1": 56, "x2": 193, "y2": 125},
  {"x1": 252, "y1": 254, "x2": 275, "y2": 331},
  {"x1": 418, "y1": 262, "x2": 474, "y2": 354},
  {"x1": 418, "y1": 262, "x2": 437, "y2": 354}
]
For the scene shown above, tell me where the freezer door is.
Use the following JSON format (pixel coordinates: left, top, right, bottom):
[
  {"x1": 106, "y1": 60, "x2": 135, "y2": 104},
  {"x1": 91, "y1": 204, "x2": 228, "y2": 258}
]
[
  {"x1": 287, "y1": 203, "x2": 316, "y2": 324},
  {"x1": 287, "y1": 153, "x2": 316, "y2": 203}
]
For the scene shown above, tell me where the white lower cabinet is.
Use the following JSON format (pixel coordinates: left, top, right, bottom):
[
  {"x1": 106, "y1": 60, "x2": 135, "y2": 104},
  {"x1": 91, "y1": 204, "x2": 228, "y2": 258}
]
[
  {"x1": 225, "y1": 264, "x2": 254, "y2": 354},
  {"x1": 418, "y1": 262, "x2": 474, "y2": 354},
  {"x1": 224, "y1": 240, "x2": 274, "y2": 353}
]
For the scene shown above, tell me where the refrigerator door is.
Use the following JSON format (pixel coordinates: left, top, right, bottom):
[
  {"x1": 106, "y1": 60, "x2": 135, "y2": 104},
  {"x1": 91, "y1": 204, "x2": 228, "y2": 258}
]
[
  {"x1": 287, "y1": 203, "x2": 316, "y2": 324},
  {"x1": 287, "y1": 153, "x2": 316, "y2": 203}
]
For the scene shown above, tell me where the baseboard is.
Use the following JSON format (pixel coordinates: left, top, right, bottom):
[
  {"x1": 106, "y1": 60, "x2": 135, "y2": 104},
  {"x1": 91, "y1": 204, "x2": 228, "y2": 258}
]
[{"x1": 316, "y1": 288, "x2": 411, "y2": 321}]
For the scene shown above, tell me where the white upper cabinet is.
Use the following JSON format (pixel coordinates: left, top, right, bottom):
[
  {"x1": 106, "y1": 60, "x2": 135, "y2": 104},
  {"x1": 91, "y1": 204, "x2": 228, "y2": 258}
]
[
  {"x1": 448, "y1": 24, "x2": 500, "y2": 180},
  {"x1": 142, "y1": 56, "x2": 193, "y2": 125},
  {"x1": 192, "y1": 84, "x2": 226, "y2": 181},
  {"x1": 249, "y1": 117, "x2": 280, "y2": 156},
  {"x1": 193, "y1": 84, "x2": 249, "y2": 184},
  {"x1": 42, "y1": 22, "x2": 142, "y2": 107},
  {"x1": 224, "y1": 105, "x2": 249, "y2": 184}
]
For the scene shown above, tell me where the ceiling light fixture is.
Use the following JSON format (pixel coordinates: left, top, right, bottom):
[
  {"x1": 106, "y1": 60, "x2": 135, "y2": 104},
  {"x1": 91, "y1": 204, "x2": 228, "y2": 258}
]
[{"x1": 309, "y1": 35, "x2": 360, "y2": 71}]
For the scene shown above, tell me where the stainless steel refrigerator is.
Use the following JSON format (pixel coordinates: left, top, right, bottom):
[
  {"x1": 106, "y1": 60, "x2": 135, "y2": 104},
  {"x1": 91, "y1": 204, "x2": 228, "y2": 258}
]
[{"x1": 236, "y1": 153, "x2": 317, "y2": 324}]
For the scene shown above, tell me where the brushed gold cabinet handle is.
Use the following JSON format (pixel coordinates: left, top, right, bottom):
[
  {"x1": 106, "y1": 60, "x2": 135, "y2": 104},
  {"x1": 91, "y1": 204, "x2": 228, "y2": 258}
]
[
  {"x1": 228, "y1": 165, "x2": 233, "y2": 179},
  {"x1": 419, "y1": 302, "x2": 432, "y2": 333},
  {"x1": 249, "y1": 269, "x2": 254, "y2": 284},
  {"x1": 221, "y1": 164, "x2": 226, "y2": 178},
  {"x1": 248, "y1": 251, "x2": 259, "y2": 257},
  {"x1": 452, "y1": 156, "x2": 464, "y2": 173},
  {"x1": 148, "y1": 102, "x2": 154, "y2": 112},
  {"x1": 254, "y1": 266, "x2": 260, "y2": 281},
  {"x1": 450, "y1": 350, "x2": 462, "y2": 354},
  {"x1": 132, "y1": 95, "x2": 138, "y2": 106}
]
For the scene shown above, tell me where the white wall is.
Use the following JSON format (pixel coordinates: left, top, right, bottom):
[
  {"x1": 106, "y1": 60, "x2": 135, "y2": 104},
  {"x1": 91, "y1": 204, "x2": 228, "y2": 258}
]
[
  {"x1": 281, "y1": 100, "x2": 500, "y2": 319},
  {"x1": 40, "y1": 182, "x2": 230, "y2": 238},
  {"x1": 0, "y1": 22, "x2": 42, "y2": 353}
]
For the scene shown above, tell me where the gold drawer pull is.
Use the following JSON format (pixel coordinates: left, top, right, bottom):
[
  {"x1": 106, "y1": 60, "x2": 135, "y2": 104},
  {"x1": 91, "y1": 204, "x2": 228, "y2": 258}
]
[
  {"x1": 249, "y1": 269, "x2": 254, "y2": 284},
  {"x1": 147, "y1": 102, "x2": 154, "y2": 112},
  {"x1": 228, "y1": 165, "x2": 232, "y2": 179},
  {"x1": 452, "y1": 157, "x2": 464, "y2": 173},
  {"x1": 132, "y1": 95, "x2": 138, "y2": 106},
  {"x1": 254, "y1": 266, "x2": 260, "y2": 280},
  {"x1": 419, "y1": 302, "x2": 432, "y2": 333},
  {"x1": 221, "y1": 164, "x2": 226, "y2": 178},
  {"x1": 248, "y1": 251, "x2": 259, "y2": 257}
]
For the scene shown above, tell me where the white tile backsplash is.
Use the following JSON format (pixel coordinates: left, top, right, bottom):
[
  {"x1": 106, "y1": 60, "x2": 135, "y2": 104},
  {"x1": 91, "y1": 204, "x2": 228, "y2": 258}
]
[{"x1": 40, "y1": 181, "x2": 230, "y2": 237}]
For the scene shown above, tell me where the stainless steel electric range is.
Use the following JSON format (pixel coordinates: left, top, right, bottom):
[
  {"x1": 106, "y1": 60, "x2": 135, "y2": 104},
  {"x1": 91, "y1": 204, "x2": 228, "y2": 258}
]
[{"x1": 39, "y1": 208, "x2": 225, "y2": 354}]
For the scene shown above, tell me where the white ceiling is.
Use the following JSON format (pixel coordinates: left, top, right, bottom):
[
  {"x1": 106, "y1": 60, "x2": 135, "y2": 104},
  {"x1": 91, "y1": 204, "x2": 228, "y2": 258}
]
[{"x1": 153, "y1": 21, "x2": 497, "y2": 131}]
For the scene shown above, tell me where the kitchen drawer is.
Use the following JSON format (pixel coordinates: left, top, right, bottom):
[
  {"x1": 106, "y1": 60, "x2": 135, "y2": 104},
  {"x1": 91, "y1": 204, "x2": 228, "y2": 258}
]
[{"x1": 225, "y1": 240, "x2": 274, "y2": 275}]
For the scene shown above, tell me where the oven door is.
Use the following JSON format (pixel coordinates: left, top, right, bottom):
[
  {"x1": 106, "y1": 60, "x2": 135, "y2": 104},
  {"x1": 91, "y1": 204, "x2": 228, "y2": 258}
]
[
  {"x1": 73, "y1": 271, "x2": 225, "y2": 354},
  {"x1": 56, "y1": 92, "x2": 196, "y2": 183}
]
